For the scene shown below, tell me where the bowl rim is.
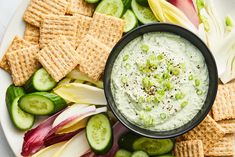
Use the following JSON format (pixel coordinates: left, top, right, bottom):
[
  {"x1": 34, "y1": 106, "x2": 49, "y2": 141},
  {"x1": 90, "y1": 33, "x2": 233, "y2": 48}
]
[{"x1": 103, "y1": 23, "x2": 218, "y2": 139}]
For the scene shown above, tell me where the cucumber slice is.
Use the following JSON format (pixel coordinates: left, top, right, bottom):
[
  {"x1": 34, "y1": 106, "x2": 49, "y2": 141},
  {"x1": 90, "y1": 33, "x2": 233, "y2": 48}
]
[
  {"x1": 131, "y1": 151, "x2": 149, "y2": 157},
  {"x1": 122, "y1": 9, "x2": 138, "y2": 32},
  {"x1": 85, "y1": 0, "x2": 100, "y2": 3},
  {"x1": 24, "y1": 68, "x2": 56, "y2": 93},
  {"x1": 133, "y1": 138, "x2": 174, "y2": 156},
  {"x1": 19, "y1": 92, "x2": 67, "y2": 115},
  {"x1": 114, "y1": 149, "x2": 132, "y2": 157},
  {"x1": 10, "y1": 97, "x2": 35, "y2": 130},
  {"x1": 131, "y1": 0, "x2": 157, "y2": 24},
  {"x1": 118, "y1": 132, "x2": 140, "y2": 151},
  {"x1": 122, "y1": 0, "x2": 132, "y2": 12},
  {"x1": 6, "y1": 85, "x2": 34, "y2": 130},
  {"x1": 136, "y1": 0, "x2": 148, "y2": 6},
  {"x1": 86, "y1": 114, "x2": 113, "y2": 155},
  {"x1": 95, "y1": 0, "x2": 124, "y2": 17}
]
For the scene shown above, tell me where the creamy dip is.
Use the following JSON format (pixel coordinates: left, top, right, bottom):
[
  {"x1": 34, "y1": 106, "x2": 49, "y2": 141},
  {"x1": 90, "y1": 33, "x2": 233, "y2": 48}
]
[{"x1": 111, "y1": 32, "x2": 209, "y2": 131}]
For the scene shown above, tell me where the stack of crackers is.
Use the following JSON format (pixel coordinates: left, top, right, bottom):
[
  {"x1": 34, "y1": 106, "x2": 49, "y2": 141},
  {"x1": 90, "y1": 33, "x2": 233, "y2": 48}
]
[
  {"x1": 174, "y1": 81, "x2": 235, "y2": 157},
  {"x1": 0, "y1": 0, "x2": 124, "y2": 86}
]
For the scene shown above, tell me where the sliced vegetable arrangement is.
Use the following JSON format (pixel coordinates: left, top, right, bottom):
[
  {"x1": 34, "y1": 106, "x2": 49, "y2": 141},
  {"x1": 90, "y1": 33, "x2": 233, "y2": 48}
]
[{"x1": 5, "y1": 64, "x2": 176, "y2": 157}]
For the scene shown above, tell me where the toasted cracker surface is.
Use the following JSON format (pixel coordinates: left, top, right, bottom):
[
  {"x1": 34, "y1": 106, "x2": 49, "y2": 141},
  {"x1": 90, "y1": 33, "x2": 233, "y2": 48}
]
[
  {"x1": 205, "y1": 134, "x2": 235, "y2": 156},
  {"x1": 24, "y1": 23, "x2": 40, "y2": 44},
  {"x1": 40, "y1": 15, "x2": 78, "y2": 48},
  {"x1": 218, "y1": 120, "x2": 235, "y2": 134},
  {"x1": 182, "y1": 115, "x2": 225, "y2": 153},
  {"x1": 175, "y1": 136, "x2": 185, "y2": 142},
  {"x1": 6, "y1": 45, "x2": 40, "y2": 86},
  {"x1": 37, "y1": 36, "x2": 79, "y2": 82},
  {"x1": 67, "y1": 0, "x2": 94, "y2": 16},
  {"x1": 88, "y1": 12, "x2": 124, "y2": 48},
  {"x1": 0, "y1": 36, "x2": 32, "y2": 73},
  {"x1": 212, "y1": 82, "x2": 235, "y2": 121},
  {"x1": 75, "y1": 14, "x2": 92, "y2": 47},
  {"x1": 23, "y1": 0, "x2": 68, "y2": 27},
  {"x1": 174, "y1": 140, "x2": 204, "y2": 157},
  {"x1": 76, "y1": 35, "x2": 111, "y2": 81}
]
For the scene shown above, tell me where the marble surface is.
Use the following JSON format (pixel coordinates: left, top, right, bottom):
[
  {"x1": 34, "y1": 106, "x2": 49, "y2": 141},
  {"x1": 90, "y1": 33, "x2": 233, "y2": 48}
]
[{"x1": 0, "y1": 0, "x2": 22, "y2": 156}]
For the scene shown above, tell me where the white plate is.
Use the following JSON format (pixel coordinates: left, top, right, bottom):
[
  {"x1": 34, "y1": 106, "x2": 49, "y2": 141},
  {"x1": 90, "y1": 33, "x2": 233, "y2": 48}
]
[
  {"x1": 0, "y1": 0, "x2": 32, "y2": 156},
  {"x1": 1, "y1": 0, "x2": 235, "y2": 157}
]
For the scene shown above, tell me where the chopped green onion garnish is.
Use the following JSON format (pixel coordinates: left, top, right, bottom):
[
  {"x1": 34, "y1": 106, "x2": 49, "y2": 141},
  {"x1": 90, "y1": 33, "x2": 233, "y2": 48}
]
[
  {"x1": 163, "y1": 81, "x2": 173, "y2": 90},
  {"x1": 137, "y1": 64, "x2": 150, "y2": 73},
  {"x1": 146, "y1": 55, "x2": 158, "y2": 68},
  {"x1": 196, "y1": 89, "x2": 203, "y2": 95},
  {"x1": 153, "y1": 96, "x2": 160, "y2": 103},
  {"x1": 157, "y1": 89, "x2": 165, "y2": 96},
  {"x1": 154, "y1": 74, "x2": 160, "y2": 79},
  {"x1": 141, "y1": 44, "x2": 149, "y2": 53},
  {"x1": 162, "y1": 72, "x2": 170, "y2": 79},
  {"x1": 157, "y1": 54, "x2": 164, "y2": 60},
  {"x1": 123, "y1": 55, "x2": 129, "y2": 61},
  {"x1": 188, "y1": 74, "x2": 194, "y2": 80},
  {"x1": 142, "y1": 77, "x2": 153, "y2": 89},
  {"x1": 175, "y1": 92, "x2": 185, "y2": 100},
  {"x1": 172, "y1": 67, "x2": 180, "y2": 76},
  {"x1": 125, "y1": 63, "x2": 131, "y2": 70},
  {"x1": 180, "y1": 101, "x2": 188, "y2": 108},
  {"x1": 195, "y1": 79, "x2": 201, "y2": 87}
]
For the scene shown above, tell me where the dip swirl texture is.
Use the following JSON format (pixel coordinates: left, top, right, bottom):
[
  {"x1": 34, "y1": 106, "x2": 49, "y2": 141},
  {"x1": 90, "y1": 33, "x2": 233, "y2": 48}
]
[{"x1": 111, "y1": 32, "x2": 209, "y2": 131}]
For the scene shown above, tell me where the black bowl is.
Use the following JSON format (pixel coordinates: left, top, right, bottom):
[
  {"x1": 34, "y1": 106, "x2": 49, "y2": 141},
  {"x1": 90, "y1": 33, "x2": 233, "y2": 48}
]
[{"x1": 103, "y1": 23, "x2": 218, "y2": 139}]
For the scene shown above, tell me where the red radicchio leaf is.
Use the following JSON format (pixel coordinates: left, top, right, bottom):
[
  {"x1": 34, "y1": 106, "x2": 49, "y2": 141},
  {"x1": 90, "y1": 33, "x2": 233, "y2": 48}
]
[
  {"x1": 168, "y1": 0, "x2": 199, "y2": 27},
  {"x1": 44, "y1": 129, "x2": 82, "y2": 146},
  {"x1": 82, "y1": 122, "x2": 129, "y2": 157},
  {"x1": 21, "y1": 112, "x2": 61, "y2": 156}
]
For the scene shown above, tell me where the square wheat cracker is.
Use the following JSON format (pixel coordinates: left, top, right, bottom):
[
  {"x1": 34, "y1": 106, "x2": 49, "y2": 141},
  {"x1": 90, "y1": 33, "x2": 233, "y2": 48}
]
[
  {"x1": 37, "y1": 36, "x2": 79, "y2": 82},
  {"x1": 23, "y1": 0, "x2": 68, "y2": 27},
  {"x1": 76, "y1": 35, "x2": 111, "y2": 81},
  {"x1": 67, "y1": 0, "x2": 94, "y2": 16},
  {"x1": 218, "y1": 119, "x2": 235, "y2": 134},
  {"x1": 182, "y1": 115, "x2": 225, "y2": 153},
  {"x1": 6, "y1": 45, "x2": 40, "y2": 86},
  {"x1": 205, "y1": 134, "x2": 235, "y2": 156},
  {"x1": 75, "y1": 14, "x2": 92, "y2": 47},
  {"x1": 174, "y1": 140, "x2": 204, "y2": 157},
  {"x1": 212, "y1": 82, "x2": 235, "y2": 121},
  {"x1": 40, "y1": 15, "x2": 78, "y2": 48},
  {"x1": 0, "y1": 36, "x2": 32, "y2": 73},
  {"x1": 24, "y1": 23, "x2": 40, "y2": 44},
  {"x1": 88, "y1": 12, "x2": 124, "y2": 48}
]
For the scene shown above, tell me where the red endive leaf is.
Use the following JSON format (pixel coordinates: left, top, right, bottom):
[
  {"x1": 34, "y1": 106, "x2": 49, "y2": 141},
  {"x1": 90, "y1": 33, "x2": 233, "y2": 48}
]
[
  {"x1": 44, "y1": 129, "x2": 82, "y2": 146},
  {"x1": 168, "y1": 0, "x2": 199, "y2": 27},
  {"x1": 21, "y1": 112, "x2": 61, "y2": 156}
]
